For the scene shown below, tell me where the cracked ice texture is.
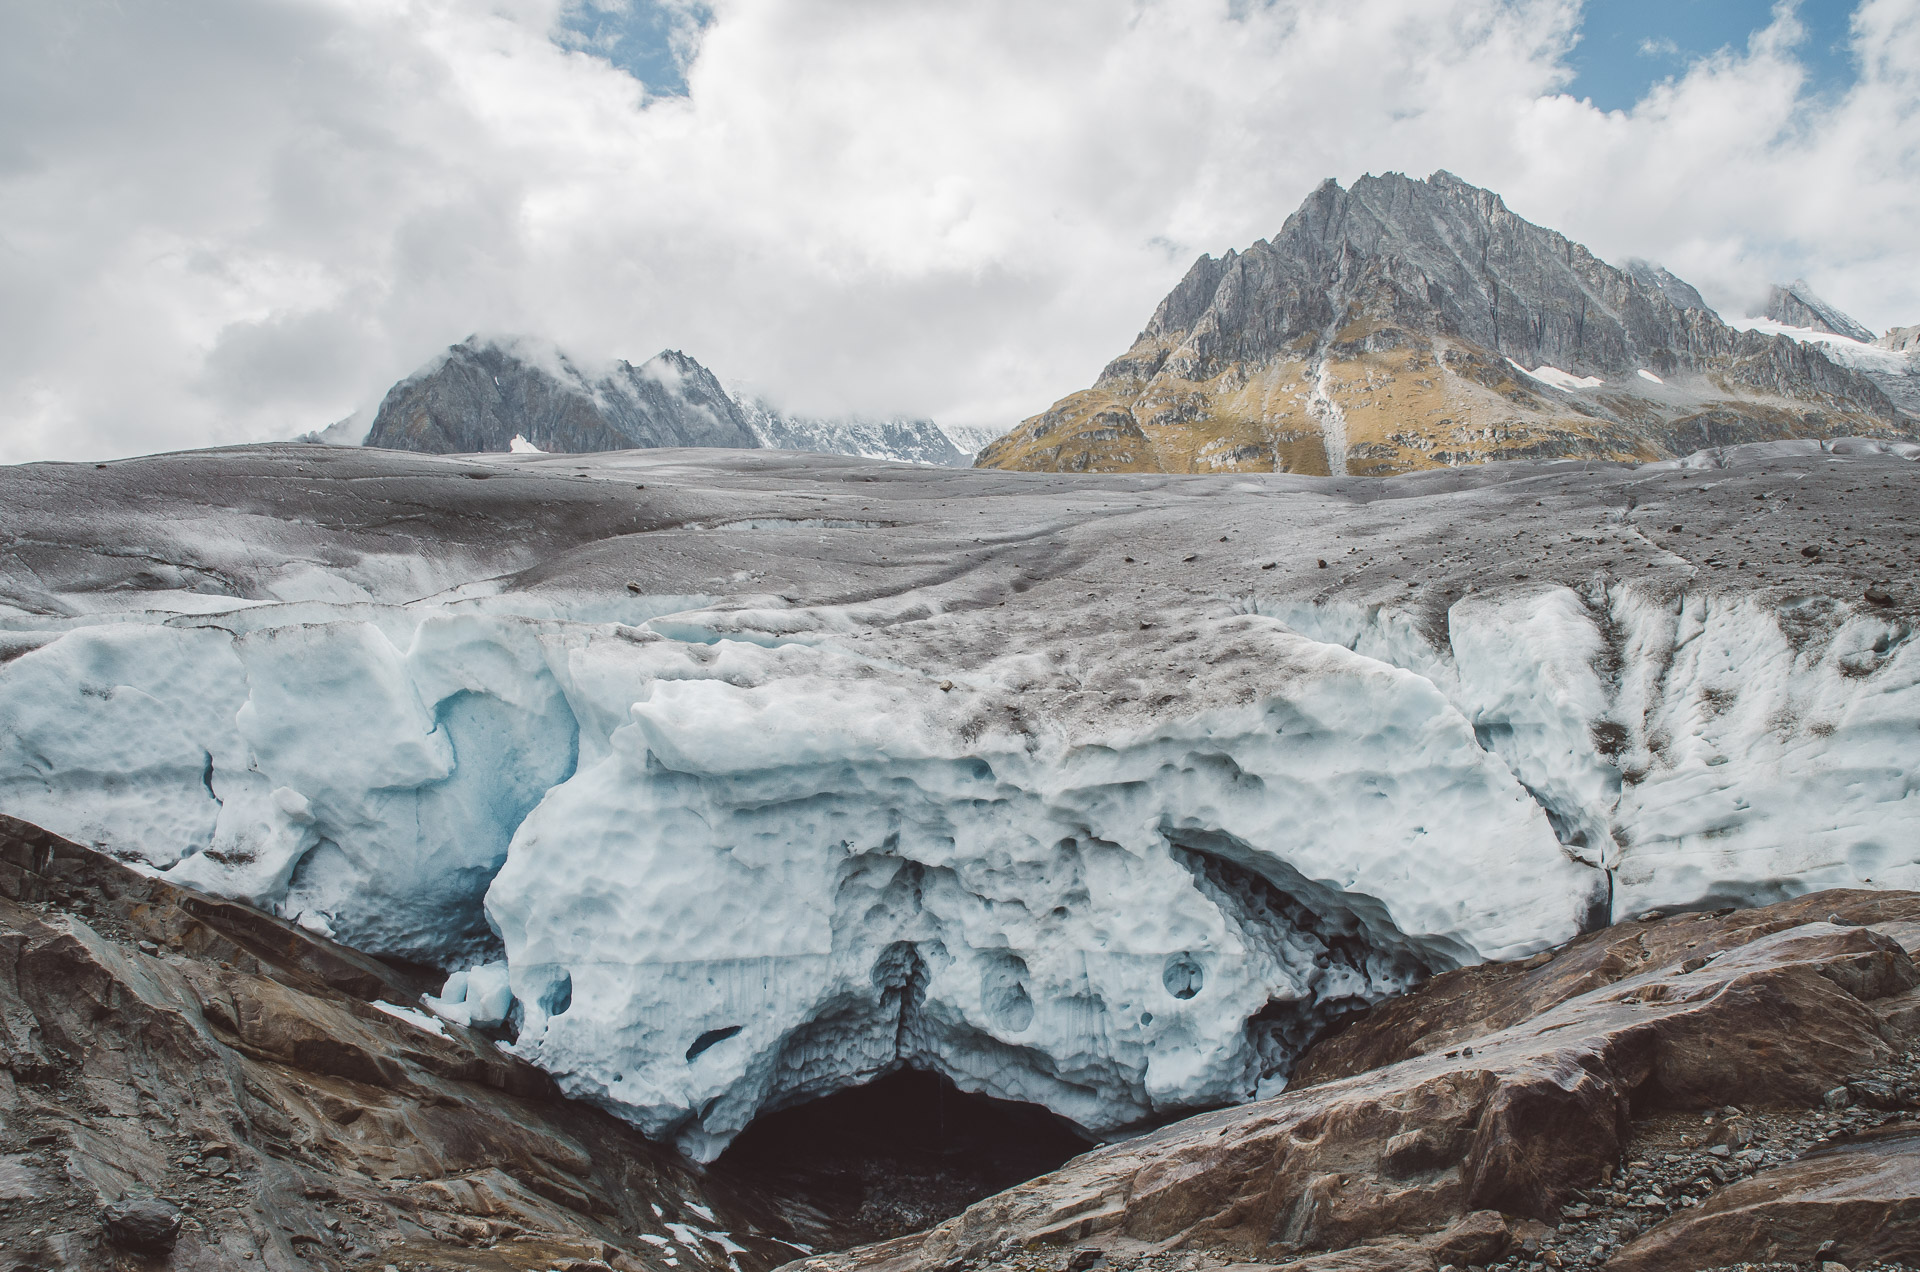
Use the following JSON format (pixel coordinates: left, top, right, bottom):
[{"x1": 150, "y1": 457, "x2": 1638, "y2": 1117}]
[
  {"x1": 488, "y1": 623, "x2": 1588, "y2": 1157},
  {"x1": 1264, "y1": 586, "x2": 1920, "y2": 912},
  {"x1": 0, "y1": 441, "x2": 1914, "y2": 1156},
  {"x1": 0, "y1": 602, "x2": 1595, "y2": 1156}
]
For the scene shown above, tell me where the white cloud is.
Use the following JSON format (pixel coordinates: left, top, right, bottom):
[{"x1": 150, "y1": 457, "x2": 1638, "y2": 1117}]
[{"x1": 0, "y1": 0, "x2": 1915, "y2": 463}]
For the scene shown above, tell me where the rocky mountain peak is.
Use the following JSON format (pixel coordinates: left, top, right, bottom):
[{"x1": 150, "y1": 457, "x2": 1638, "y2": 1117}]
[
  {"x1": 1763, "y1": 278, "x2": 1876, "y2": 343},
  {"x1": 980, "y1": 171, "x2": 1913, "y2": 476},
  {"x1": 359, "y1": 337, "x2": 971, "y2": 465},
  {"x1": 1623, "y1": 258, "x2": 1714, "y2": 314}
]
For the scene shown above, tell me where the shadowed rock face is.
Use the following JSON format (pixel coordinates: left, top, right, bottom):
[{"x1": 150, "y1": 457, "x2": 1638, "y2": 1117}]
[
  {"x1": 1763, "y1": 279, "x2": 1877, "y2": 344},
  {"x1": 0, "y1": 815, "x2": 808, "y2": 1272},
  {"x1": 365, "y1": 341, "x2": 762, "y2": 455},
  {"x1": 787, "y1": 891, "x2": 1920, "y2": 1272},
  {"x1": 977, "y1": 172, "x2": 1914, "y2": 476}
]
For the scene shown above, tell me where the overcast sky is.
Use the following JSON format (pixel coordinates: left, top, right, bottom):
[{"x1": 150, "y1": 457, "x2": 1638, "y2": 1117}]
[{"x1": 2, "y1": 0, "x2": 1916, "y2": 463}]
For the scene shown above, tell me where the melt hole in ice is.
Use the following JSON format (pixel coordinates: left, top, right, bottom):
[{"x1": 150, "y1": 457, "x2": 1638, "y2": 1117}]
[
  {"x1": 687, "y1": 1025, "x2": 745, "y2": 1062},
  {"x1": 525, "y1": 965, "x2": 572, "y2": 1017},
  {"x1": 1162, "y1": 953, "x2": 1205, "y2": 999},
  {"x1": 714, "y1": 1068, "x2": 1092, "y2": 1246}
]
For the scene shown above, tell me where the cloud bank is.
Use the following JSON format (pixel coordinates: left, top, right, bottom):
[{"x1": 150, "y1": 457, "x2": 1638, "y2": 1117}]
[{"x1": 1, "y1": 0, "x2": 1916, "y2": 462}]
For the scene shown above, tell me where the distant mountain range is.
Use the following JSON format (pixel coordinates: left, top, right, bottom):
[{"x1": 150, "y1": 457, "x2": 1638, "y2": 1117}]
[
  {"x1": 975, "y1": 170, "x2": 1918, "y2": 476},
  {"x1": 331, "y1": 174, "x2": 1917, "y2": 479},
  {"x1": 347, "y1": 337, "x2": 975, "y2": 467}
]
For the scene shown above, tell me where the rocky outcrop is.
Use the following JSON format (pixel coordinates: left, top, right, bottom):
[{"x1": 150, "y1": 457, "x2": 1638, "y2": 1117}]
[
  {"x1": 361, "y1": 337, "x2": 966, "y2": 465},
  {"x1": 1610, "y1": 1122, "x2": 1920, "y2": 1269},
  {"x1": 977, "y1": 172, "x2": 1914, "y2": 476},
  {"x1": 1879, "y1": 324, "x2": 1920, "y2": 355},
  {"x1": 0, "y1": 815, "x2": 807, "y2": 1272},
  {"x1": 1623, "y1": 260, "x2": 1713, "y2": 316},
  {"x1": 1763, "y1": 279, "x2": 1876, "y2": 343},
  {"x1": 365, "y1": 340, "x2": 761, "y2": 454},
  {"x1": 788, "y1": 891, "x2": 1920, "y2": 1272}
]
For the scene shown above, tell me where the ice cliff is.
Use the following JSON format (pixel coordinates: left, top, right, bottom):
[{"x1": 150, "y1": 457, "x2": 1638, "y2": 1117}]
[{"x1": 1, "y1": 440, "x2": 1914, "y2": 1158}]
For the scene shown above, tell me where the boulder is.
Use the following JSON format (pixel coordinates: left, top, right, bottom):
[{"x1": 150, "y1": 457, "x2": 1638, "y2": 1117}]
[{"x1": 101, "y1": 1198, "x2": 181, "y2": 1253}]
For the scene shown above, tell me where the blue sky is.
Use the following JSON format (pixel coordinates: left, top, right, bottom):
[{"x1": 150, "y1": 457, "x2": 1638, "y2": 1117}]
[
  {"x1": 554, "y1": 1, "x2": 711, "y2": 96},
  {"x1": 7, "y1": 0, "x2": 1915, "y2": 461},
  {"x1": 556, "y1": 1, "x2": 1864, "y2": 110},
  {"x1": 1567, "y1": 0, "x2": 1860, "y2": 110}
]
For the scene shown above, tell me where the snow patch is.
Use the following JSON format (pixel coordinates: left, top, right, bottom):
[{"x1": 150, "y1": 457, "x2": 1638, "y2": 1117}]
[
  {"x1": 1728, "y1": 317, "x2": 1915, "y2": 375},
  {"x1": 509, "y1": 434, "x2": 543, "y2": 454},
  {"x1": 1510, "y1": 360, "x2": 1604, "y2": 391},
  {"x1": 372, "y1": 1000, "x2": 451, "y2": 1038},
  {"x1": 425, "y1": 961, "x2": 513, "y2": 1028},
  {"x1": 1637, "y1": 369, "x2": 1665, "y2": 385}
]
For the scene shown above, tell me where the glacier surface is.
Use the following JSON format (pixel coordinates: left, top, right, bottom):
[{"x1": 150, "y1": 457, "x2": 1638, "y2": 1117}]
[{"x1": 0, "y1": 440, "x2": 1914, "y2": 1158}]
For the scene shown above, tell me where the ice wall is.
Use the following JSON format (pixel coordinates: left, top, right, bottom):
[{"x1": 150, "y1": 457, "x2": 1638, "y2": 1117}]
[
  {"x1": 1258, "y1": 585, "x2": 1920, "y2": 911},
  {"x1": 0, "y1": 577, "x2": 1911, "y2": 1159}
]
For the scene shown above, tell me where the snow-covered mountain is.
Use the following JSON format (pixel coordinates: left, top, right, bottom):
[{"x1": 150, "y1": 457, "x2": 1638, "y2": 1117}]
[
  {"x1": 978, "y1": 171, "x2": 1915, "y2": 475},
  {"x1": 734, "y1": 395, "x2": 970, "y2": 467},
  {"x1": 1760, "y1": 278, "x2": 1877, "y2": 343},
  {"x1": 2, "y1": 439, "x2": 1914, "y2": 1160},
  {"x1": 1732, "y1": 284, "x2": 1920, "y2": 420},
  {"x1": 358, "y1": 335, "x2": 970, "y2": 466}
]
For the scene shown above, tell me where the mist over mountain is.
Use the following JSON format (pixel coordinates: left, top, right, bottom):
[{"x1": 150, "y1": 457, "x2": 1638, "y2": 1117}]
[{"x1": 1761, "y1": 279, "x2": 1878, "y2": 343}]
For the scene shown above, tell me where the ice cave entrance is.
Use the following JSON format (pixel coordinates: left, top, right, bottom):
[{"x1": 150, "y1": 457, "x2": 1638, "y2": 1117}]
[{"x1": 715, "y1": 1068, "x2": 1093, "y2": 1245}]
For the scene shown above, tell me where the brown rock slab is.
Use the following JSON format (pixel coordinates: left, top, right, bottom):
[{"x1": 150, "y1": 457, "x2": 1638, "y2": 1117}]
[
  {"x1": 784, "y1": 895, "x2": 1920, "y2": 1272},
  {"x1": 1295, "y1": 891, "x2": 1920, "y2": 1089},
  {"x1": 0, "y1": 815, "x2": 805, "y2": 1272},
  {"x1": 1610, "y1": 1122, "x2": 1920, "y2": 1269}
]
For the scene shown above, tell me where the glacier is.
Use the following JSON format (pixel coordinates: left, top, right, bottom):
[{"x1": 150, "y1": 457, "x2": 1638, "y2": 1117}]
[{"x1": 0, "y1": 439, "x2": 1914, "y2": 1159}]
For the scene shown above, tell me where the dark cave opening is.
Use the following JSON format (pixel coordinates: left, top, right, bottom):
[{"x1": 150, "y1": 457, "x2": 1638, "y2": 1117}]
[{"x1": 714, "y1": 1068, "x2": 1094, "y2": 1249}]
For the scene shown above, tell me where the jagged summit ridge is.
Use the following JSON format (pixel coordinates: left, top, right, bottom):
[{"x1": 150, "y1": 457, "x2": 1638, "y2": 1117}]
[
  {"x1": 1762, "y1": 278, "x2": 1876, "y2": 343},
  {"x1": 363, "y1": 336, "x2": 970, "y2": 466},
  {"x1": 1624, "y1": 258, "x2": 1714, "y2": 315},
  {"x1": 365, "y1": 337, "x2": 758, "y2": 454},
  {"x1": 979, "y1": 171, "x2": 1912, "y2": 476}
]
